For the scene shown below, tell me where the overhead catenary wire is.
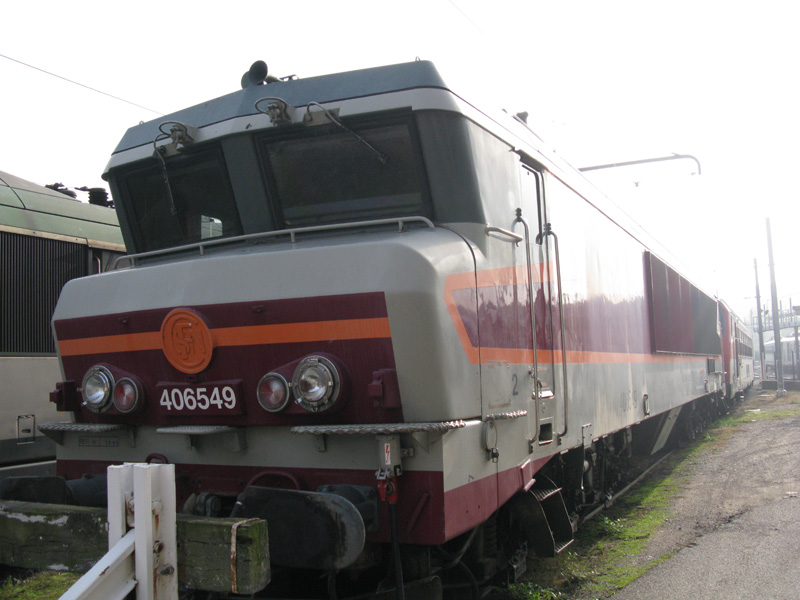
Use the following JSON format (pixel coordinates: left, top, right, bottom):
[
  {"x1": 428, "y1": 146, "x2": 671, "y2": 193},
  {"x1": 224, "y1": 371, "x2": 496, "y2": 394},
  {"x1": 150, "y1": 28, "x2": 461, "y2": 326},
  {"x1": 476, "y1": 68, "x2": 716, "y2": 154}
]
[
  {"x1": 0, "y1": 52, "x2": 164, "y2": 116},
  {"x1": 446, "y1": 0, "x2": 487, "y2": 36}
]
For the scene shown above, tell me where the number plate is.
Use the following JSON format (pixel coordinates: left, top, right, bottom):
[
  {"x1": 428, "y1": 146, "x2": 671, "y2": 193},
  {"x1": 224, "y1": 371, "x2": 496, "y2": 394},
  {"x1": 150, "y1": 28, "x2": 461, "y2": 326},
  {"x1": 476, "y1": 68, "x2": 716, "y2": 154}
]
[{"x1": 157, "y1": 381, "x2": 243, "y2": 415}]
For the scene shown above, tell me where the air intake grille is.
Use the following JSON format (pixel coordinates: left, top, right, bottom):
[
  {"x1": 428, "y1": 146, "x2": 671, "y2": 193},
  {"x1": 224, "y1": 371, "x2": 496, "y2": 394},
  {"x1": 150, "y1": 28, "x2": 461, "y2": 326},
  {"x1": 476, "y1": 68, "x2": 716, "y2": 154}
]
[{"x1": 1, "y1": 231, "x2": 87, "y2": 355}]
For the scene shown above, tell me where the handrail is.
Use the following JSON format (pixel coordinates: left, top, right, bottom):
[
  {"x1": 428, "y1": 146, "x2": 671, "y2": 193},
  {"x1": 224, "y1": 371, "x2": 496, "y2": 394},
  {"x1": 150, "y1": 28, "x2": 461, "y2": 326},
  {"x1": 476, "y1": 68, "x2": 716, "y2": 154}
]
[
  {"x1": 113, "y1": 216, "x2": 435, "y2": 269},
  {"x1": 485, "y1": 225, "x2": 523, "y2": 243},
  {"x1": 537, "y1": 222, "x2": 569, "y2": 439},
  {"x1": 512, "y1": 210, "x2": 539, "y2": 443}
]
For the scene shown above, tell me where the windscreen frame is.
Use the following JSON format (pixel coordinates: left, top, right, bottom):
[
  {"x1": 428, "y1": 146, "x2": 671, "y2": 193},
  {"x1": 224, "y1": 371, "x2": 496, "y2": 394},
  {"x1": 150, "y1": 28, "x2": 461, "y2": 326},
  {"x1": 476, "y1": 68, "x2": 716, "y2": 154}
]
[
  {"x1": 256, "y1": 110, "x2": 434, "y2": 229},
  {"x1": 114, "y1": 144, "x2": 243, "y2": 253}
]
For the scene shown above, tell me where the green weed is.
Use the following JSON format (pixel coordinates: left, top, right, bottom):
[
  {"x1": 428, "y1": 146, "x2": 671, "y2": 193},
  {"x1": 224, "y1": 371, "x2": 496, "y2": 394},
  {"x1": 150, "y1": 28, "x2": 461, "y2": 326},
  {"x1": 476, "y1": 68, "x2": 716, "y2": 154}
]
[{"x1": 0, "y1": 571, "x2": 80, "y2": 600}]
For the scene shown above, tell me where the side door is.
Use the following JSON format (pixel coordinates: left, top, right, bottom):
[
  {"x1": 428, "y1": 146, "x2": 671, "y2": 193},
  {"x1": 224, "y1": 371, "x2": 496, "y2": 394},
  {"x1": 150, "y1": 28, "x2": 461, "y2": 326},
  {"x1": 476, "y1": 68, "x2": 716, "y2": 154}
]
[{"x1": 519, "y1": 162, "x2": 567, "y2": 448}]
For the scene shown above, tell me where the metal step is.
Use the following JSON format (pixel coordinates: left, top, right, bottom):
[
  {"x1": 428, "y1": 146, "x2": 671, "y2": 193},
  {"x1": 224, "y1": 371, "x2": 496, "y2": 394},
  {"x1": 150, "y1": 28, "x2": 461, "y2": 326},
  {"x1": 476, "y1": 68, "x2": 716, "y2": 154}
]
[
  {"x1": 511, "y1": 475, "x2": 574, "y2": 558},
  {"x1": 531, "y1": 486, "x2": 561, "y2": 503},
  {"x1": 554, "y1": 538, "x2": 575, "y2": 555}
]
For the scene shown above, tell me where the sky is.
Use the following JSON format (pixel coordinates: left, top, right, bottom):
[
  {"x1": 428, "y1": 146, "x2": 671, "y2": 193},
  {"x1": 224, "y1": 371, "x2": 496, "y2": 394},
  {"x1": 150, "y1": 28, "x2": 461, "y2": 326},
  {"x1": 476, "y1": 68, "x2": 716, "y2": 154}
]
[{"x1": 3, "y1": 0, "x2": 799, "y2": 321}]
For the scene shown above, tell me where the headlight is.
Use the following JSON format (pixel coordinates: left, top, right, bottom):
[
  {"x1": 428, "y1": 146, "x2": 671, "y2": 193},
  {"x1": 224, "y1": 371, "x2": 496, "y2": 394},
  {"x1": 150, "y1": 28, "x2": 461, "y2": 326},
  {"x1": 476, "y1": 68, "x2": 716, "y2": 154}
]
[
  {"x1": 257, "y1": 373, "x2": 290, "y2": 412},
  {"x1": 113, "y1": 377, "x2": 142, "y2": 413},
  {"x1": 292, "y1": 356, "x2": 340, "y2": 412},
  {"x1": 81, "y1": 365, "x2": 114, "y2": 413}
]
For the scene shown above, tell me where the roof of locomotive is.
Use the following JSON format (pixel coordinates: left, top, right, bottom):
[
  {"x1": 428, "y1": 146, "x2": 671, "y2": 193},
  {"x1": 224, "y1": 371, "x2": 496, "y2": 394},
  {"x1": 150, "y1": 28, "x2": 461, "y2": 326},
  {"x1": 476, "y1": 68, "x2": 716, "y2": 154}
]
[
  {"x1": 100, "y1": 61, "x2": 719, "y2": 307},
  {"x1": 0, "y1": 169, "x2": 124, "y2": 249},
  {"x1": 110, "y1": 61, "x2": 450, "y2": 155},
  {"x1": 100, "y1": 59, "x2": 637, "y2": 256},
  {"x1": 103, "y1": 59, "x2": 569, "y2": 193}
]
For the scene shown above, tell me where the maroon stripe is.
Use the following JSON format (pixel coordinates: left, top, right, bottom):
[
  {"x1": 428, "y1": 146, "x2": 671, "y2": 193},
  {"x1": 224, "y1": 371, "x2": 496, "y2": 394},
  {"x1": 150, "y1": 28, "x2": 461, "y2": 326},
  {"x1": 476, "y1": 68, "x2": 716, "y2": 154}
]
[
  {"x1": 56, "y1": 291, "x2": 401, "y2": 426},
  {"x1": 59, "y1": 454, "x2": 557, "y2": 546},
  {"x1": 55, "y1": 291, "x2": 390, "y2": 340},
  {"x1": 442, "y1": 454, "x2": 553, "y2": 539},
  {"x1": 58, "y1": 459, "x2": 445, "y2": 544},
  {"x1": 59, "y1": 337, "x2": 401, "y2": 426},
  {"x1": 453, "y1": 285, "x2": 651, "y2": 355}
]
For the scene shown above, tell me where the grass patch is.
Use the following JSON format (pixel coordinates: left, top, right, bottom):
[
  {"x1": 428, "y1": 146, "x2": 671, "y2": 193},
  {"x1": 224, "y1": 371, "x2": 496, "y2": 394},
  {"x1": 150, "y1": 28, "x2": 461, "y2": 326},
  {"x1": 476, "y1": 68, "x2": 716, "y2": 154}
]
[
  {"x1": 514, "y1": 450, "x2": 693, "y2": 598},
  {"x1": 0, "y1": 571, "x2": 80, "y2": 600},
  {"x1": 570, "y1": 453, "x2": 686, "y2": 596},
  {"x1": 750, "y1": 389, "x2": 800, "y2": 405},
  {"x1": 502, "y1": 582, "x2": 568, "y2": 599},
  {"x1": 496, "y1": 447, "x2": 698, "y2": 598},
  {"x1": 716, "y1": 407, "x2": 800, "y2": 428}
]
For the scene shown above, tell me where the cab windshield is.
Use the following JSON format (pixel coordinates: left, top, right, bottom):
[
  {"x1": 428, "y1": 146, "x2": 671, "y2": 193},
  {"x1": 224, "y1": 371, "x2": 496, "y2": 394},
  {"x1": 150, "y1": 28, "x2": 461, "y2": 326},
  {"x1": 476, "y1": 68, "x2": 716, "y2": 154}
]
[
  {"x1": 259, "y1": 118, "x2": 430, "y2": 227},
  {"x1": 120, "y1": 148, "x2": 243, "y2": 253},
  {"x1": 114, "y1": 115, "x2": 431, "y2": 254}
]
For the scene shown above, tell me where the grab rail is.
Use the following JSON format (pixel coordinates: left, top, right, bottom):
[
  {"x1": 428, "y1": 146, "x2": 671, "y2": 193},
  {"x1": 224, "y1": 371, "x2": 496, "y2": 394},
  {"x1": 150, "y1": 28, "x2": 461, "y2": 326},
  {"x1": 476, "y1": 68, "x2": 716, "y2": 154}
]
[
  {"x1": 113, "y1": 216, "x2": 435, "y2": 269},
  {"x1": 536, "y1": 222, "x2": 569, "y2": 439},
  {"x1": 485, "y1": 225, "x2": 523, "y2": 243},
  {"x1": 512, "y1": 210, "x2": 539, "y2": 442}
]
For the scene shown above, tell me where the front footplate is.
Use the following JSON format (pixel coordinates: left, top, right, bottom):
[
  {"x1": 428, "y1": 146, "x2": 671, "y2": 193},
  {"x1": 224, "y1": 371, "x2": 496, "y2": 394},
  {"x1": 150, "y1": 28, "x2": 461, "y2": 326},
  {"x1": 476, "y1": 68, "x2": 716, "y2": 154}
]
[{"x1": 239, "y1": 486, "x2": 366, "y2": 570}]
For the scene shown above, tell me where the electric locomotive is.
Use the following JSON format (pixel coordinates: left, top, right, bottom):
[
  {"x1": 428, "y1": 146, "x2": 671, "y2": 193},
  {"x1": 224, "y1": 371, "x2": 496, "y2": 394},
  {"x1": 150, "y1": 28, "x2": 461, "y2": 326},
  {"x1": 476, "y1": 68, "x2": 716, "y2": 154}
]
[
  {"x1": 0, "y1": 171, "x2": 123, "y2": 476},
  {"x1": 19, "y1": 60, "x2": 745, "y2": 596}
]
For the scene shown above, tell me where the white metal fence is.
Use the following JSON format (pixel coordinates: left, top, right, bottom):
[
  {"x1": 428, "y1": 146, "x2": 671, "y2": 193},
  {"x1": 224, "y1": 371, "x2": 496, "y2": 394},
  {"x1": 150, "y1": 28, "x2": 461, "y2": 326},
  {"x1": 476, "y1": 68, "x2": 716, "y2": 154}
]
[{"x1": 60, "y1": 463, "x2": 178, "y2": 600}]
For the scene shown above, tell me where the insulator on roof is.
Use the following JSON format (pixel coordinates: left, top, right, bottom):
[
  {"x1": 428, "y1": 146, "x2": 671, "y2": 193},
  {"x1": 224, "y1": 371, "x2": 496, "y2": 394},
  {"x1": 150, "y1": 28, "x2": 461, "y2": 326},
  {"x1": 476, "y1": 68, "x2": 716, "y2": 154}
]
[
  {"x1": 88, "y1": 187, "x2": 112, "y2": 207},
  {"x1": 45, "y1": 183, "x2": 77, "y2": 198}
]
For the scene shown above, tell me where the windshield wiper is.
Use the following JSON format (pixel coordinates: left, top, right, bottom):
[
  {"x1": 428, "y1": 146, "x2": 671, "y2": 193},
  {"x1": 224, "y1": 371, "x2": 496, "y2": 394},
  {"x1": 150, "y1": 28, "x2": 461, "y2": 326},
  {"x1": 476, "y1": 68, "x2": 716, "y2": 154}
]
[
  {"x1": 152, "y1": 121, "x2": 198, "y2": 232},
  {"x1": 305, "y1": 102, "x2": 389, "y2": 165}
]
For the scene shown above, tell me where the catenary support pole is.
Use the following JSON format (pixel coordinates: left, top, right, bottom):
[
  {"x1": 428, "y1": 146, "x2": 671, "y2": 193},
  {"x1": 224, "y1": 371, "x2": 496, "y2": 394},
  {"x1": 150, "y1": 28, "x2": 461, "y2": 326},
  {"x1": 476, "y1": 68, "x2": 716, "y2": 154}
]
[
  {"x1": 767, "y1": 218, "x2": 786, "y2": 396},
  {"x1": 755, "y1": 259, "x2": 766, "y2": 379}
]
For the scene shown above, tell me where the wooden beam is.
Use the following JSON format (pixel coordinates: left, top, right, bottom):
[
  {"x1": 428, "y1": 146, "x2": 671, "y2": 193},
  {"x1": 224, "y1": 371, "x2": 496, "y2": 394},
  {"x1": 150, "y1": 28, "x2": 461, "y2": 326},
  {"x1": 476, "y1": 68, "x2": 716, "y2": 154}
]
[
  {"x1": 178, "y1": 513, "x2": 269, "y2": 594},
  {"x1": 0, "y1": 500, "x2": 269, "y2": 595},
  {"x1": 0, "y1": 500, "x2": 106, "y2": 573}
]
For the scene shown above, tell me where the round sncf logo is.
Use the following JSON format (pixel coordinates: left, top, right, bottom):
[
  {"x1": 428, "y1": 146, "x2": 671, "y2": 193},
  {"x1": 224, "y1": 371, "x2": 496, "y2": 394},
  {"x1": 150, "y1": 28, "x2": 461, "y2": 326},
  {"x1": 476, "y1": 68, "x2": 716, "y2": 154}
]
[{"x1": 160, "y1": 309, "x2": 214, "y2": 374}]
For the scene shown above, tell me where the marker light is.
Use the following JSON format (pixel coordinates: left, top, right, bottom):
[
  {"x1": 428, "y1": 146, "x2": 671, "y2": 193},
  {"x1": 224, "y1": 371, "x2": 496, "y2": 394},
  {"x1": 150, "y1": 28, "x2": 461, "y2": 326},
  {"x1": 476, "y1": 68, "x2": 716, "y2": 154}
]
[
  {"x1": 81, "y1": 365, "x2": 114, "y2": 413},
  {"x1": 257, "y1": 373, "x2": 291, "y2": 412},
  {"x1": 113, "y1": 377, "x2": 142, "y2": 413},
  {"x1": 292, "y1": 356, "x2": 340, "y2": 412}
]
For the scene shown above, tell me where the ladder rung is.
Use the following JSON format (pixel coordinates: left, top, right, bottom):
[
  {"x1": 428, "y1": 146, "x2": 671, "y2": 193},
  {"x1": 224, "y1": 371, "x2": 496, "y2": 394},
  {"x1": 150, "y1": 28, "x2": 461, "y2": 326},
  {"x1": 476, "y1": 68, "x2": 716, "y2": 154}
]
[
  {"x1": 531, "y1": 487, "x2": 561, "y2": 502},
  {"x1": 554, "y1": 539, "x2": 574, "y2": 554}
]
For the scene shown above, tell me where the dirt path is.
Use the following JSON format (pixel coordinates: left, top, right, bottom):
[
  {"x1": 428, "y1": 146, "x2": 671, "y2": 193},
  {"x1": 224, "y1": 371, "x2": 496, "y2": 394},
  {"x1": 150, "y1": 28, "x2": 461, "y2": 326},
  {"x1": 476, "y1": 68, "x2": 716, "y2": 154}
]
[
  {"x1": 634, "y1": 390, "x2": 800, "y2": 563},
  {"x1": 580, "y1": 387, "x2": 800, "y2": 599}
]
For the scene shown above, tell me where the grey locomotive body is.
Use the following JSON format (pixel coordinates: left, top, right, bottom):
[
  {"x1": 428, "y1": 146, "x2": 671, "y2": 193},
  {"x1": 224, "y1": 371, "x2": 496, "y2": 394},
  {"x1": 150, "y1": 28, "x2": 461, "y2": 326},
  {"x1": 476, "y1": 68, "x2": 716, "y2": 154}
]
[{"x1": 29, "y1": 61, "x2": 751, "y2": 595}]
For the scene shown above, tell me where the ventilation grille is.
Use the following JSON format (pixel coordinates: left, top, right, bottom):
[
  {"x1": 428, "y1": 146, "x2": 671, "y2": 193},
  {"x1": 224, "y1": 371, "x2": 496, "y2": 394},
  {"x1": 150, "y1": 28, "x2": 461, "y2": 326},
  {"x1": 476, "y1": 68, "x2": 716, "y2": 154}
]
[{"x1": 1, "y1": 231, "x2": 87, "y2": 355}]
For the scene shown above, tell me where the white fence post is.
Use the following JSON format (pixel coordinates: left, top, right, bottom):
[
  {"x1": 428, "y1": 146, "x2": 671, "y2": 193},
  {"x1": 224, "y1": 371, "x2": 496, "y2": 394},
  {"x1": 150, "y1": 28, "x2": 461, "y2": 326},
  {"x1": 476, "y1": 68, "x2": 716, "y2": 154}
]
[
  {"x1": 60, "y1": 463, "x2": 178, "y2": 600},
  {"x1": 107, "y1": 464, "x2": 133, "y2": 546},
  {"x1": 134, "y1": 463, "x2": 177, "y2": 600}
]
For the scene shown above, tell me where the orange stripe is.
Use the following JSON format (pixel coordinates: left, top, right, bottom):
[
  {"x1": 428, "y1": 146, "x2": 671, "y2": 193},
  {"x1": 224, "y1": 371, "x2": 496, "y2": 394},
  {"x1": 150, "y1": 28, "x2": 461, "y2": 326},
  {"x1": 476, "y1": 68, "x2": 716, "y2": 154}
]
[
  {"x1": 443, "y1": 272, "x2": 481, "y2": 364},
  {"x1": 58, "y1": 317, "x2": 391, "y2": 358},
  {"x1": 59, "y1": 332, "x2": 162, "y2": 357},
  {"x1": 213, "y1": 318, "x2": 391, "y2": 347},
  {"x1": 444, "y1": 267, "x2": 711, "y2": 366},
  {"x1": 444, "y1": 266, "x2": 556, "y2": 365},
  {"x1": 479, "y1": 347, "x2": 708, "y2": 365}
]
